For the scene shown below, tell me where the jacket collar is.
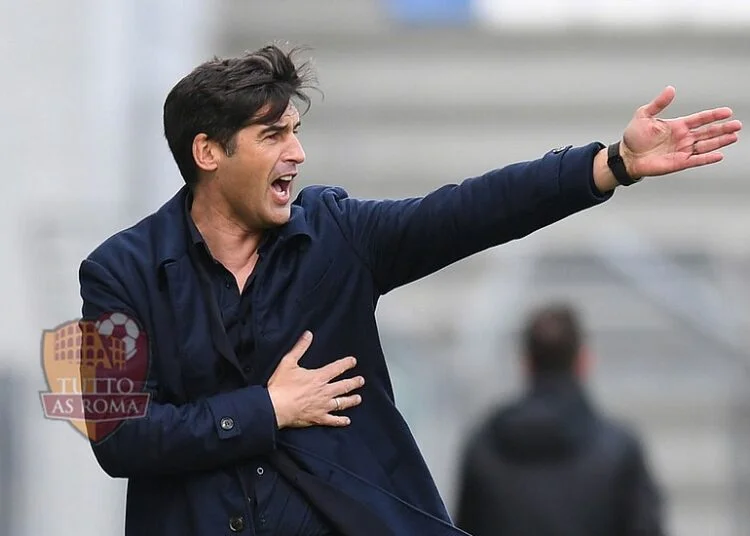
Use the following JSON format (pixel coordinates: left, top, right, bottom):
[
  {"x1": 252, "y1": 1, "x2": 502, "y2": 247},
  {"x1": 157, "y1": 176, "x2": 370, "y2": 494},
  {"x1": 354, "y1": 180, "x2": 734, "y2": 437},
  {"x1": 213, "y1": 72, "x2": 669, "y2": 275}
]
[{"x1": 154, "y1": 185, "x2": 314, "y2": 272}]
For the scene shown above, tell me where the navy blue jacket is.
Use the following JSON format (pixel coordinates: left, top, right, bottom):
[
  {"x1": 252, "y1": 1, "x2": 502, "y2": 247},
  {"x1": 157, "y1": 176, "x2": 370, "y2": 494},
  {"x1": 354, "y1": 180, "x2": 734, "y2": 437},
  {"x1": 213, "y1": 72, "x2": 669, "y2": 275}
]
[{"x1": 79, "y1": 143, "x2": 611, "y2": 535}]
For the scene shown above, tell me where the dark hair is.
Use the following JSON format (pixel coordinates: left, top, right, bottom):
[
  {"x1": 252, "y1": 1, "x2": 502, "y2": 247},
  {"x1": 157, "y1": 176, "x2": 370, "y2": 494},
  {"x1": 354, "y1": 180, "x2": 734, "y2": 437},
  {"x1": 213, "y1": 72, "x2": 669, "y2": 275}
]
[
  {"x1": 163, "y1": 45, "x2": 316, "y2": 187},
  {"x1": 521, "y1": 303, "x2": 583, "y2": 375}
]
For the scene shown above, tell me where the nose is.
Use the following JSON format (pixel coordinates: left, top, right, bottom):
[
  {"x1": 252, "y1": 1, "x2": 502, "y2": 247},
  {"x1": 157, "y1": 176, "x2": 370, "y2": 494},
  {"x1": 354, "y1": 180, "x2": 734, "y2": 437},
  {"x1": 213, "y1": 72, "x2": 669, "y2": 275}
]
[{"x1": 284, "y1": 134, "x2": 306, "y2": 165}]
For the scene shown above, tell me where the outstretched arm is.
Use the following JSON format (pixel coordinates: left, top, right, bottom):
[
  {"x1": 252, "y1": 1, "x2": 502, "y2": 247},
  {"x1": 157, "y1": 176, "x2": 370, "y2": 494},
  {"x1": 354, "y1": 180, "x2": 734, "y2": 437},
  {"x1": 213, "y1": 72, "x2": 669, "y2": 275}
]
[
  {"x1": 324, "y1": 87, "x2": 740, "y2": 295},
  {"x1": 325, "y1": 142, "x2": 609, "y2": 295}
]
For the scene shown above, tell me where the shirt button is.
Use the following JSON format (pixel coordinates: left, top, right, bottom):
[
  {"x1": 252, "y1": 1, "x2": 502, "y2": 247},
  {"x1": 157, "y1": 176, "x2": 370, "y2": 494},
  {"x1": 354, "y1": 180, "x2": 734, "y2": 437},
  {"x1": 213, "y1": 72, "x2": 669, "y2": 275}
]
[
  {"x1": 243, "y1": 366, "x2": 252, "y2": 374},
  {"x1": 256, "y1": 466, "x2": 264, "y2": 476},
  {"x1": 229, "y1": 515, "x2": 245, "y2": 532},
  {"x1": 220, "y1": 417, "x2": 234, "y2": 431},
  {"x1": 224, "y1": 280, "x2": 232, "y2": 289}
]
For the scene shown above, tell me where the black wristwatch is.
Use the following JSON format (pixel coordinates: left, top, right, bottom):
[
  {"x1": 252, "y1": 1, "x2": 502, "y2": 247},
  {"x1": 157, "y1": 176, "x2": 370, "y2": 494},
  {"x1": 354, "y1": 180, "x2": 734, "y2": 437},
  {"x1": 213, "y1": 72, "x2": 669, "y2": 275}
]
[{"x1": 607, "y1": 141, "x2": 641, "y2": 186}]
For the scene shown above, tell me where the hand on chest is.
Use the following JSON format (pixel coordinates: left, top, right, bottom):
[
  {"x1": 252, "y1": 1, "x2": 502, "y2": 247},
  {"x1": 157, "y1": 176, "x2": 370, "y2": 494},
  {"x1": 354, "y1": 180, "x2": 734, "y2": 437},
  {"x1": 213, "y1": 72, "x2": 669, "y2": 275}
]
[{"x1": 163, "y1": 239, "x2": 360, "y2": 398}]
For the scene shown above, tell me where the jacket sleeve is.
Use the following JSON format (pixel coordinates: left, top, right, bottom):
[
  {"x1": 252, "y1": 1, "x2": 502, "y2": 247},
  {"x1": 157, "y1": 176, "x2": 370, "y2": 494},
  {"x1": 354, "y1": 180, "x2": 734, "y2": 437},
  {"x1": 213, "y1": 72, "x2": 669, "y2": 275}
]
[
  {"x1": 619, "y1": 437, "x2": 666, "y2": 536},
  {"x1": 323, "y1": 143, "x2": 611, "y2": 294},
  {"x1": 79, "y1": 257, "x2": 278, "y2": 478}
]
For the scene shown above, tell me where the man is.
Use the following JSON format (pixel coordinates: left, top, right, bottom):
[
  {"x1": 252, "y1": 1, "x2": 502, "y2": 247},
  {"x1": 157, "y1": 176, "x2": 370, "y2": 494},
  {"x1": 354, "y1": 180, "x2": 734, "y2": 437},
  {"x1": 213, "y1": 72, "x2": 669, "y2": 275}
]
[
  {"x1": 78, "y1": 45, "x2": 739, "y2": 535},
  {"x1": 454, "y1": 304, "x2": 665, "y2": 536}
]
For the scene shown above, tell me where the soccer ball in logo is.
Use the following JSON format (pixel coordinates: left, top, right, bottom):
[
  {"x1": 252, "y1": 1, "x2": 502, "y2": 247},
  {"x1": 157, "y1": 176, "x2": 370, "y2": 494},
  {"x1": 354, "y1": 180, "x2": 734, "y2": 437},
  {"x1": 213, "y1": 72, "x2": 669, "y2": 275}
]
[{"x1": 96, "y1": 312, "x2": 141, "y2": 360}]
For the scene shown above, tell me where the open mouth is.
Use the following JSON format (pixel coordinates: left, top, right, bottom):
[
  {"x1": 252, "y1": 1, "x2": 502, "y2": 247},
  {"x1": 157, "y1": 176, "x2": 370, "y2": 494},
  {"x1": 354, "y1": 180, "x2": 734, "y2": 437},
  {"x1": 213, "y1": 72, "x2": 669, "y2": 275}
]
[{"x1": 271, "y1": 175, "x2": 293, "y2": 204}]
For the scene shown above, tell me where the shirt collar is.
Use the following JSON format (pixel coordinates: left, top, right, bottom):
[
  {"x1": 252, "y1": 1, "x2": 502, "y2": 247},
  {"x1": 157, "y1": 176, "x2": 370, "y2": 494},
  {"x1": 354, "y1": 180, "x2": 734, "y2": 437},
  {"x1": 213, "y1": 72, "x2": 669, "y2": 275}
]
[{"x1": 183, "y1": 191, "x2": 314, "y2": 257}]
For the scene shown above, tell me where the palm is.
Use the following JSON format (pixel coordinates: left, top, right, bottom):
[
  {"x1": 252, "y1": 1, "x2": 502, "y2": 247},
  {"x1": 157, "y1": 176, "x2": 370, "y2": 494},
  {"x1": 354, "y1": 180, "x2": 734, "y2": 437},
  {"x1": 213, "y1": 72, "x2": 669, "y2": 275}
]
[{"x1": 622, "y1": 86, "x2": 742, "y2": 178}]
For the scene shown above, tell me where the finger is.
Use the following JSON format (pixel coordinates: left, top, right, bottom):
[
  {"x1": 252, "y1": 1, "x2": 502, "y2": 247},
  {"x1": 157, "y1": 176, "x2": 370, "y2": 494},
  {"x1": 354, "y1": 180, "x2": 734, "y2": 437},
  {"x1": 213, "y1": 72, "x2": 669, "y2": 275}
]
[
  {"x1": 318, "y1": 356, "x2": 357, "y2": 382},
  {"x1": 329, "y1": 394, "x2": 363, "y2": 412},
  {"x1": 682, "y1": 107, "x2": 734, "y2": 130},
  {"x1": 641, "y1": 86, "x2": 676, "y2": 117},
  {"x1": 691, "y1": 119, "x2": 743, "y2": 141},
  {"x1": 280, "y1": 331, "x2": 313, "y2": 367},
  {"x1": 686, "y1": 152, "x2": 725, "y2": 169},
  {"x1": 693, "y1": 132, "x2": 739, "y2": 155},
  {"x1": 328, "y1": 376, "x2": 365, "y2": 398},
  {"x1": 317, "y1": 414, "x2": 352, "y2": 427}
]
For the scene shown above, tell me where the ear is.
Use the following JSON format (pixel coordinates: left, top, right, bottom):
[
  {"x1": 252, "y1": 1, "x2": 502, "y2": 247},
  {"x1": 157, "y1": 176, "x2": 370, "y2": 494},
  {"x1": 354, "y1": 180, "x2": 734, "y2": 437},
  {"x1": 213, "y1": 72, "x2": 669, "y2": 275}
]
[
  {"x1": 192, "y1": 133, "x2": 220, "y2": 173},
  {"x1": 575, "y1": 346, "x2": 593, "y2": 380}
]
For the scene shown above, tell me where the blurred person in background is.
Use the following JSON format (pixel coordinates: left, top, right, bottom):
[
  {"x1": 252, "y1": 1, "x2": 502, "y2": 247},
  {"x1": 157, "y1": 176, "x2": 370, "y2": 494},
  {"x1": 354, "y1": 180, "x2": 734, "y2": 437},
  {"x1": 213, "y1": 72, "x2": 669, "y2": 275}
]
[
  {"x1": 454, "y1": 303, "x2": 665, "y2": 536},
  {"x1": 78, "y1": 44, "x2": 738, "y2": 536}
]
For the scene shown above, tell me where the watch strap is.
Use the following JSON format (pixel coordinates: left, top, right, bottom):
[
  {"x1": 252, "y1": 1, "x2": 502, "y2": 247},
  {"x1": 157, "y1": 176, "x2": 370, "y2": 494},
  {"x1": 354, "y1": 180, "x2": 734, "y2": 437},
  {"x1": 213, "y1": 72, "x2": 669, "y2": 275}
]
[{"x1": 607, "y1": 141, "x2": 640, "y2": 186}]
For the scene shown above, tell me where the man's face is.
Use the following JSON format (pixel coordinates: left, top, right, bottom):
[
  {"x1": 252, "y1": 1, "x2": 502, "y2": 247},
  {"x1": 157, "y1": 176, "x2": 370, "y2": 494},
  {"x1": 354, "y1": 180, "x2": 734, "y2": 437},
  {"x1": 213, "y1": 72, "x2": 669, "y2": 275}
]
[{"x1": 216, "y1": 103, "x2": 305, "y2": 229}]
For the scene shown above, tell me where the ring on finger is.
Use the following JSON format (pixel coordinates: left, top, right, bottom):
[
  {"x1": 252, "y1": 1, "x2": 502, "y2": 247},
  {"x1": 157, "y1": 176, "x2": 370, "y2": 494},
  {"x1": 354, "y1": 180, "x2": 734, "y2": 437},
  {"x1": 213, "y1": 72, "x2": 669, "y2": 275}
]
[{"x1": 334, "y1": 397, "x2": 340, "y2": 411}]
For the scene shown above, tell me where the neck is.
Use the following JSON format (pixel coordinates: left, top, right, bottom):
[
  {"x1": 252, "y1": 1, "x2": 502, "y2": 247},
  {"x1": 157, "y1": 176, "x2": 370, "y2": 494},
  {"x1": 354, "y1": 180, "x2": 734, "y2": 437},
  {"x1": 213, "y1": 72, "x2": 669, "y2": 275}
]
[
  {"x1": 530, "y1": 371, "x2": 579, "y2": 388},
  {"x1": 190, "y1": 188, "x2": 262, "y2": 274}
]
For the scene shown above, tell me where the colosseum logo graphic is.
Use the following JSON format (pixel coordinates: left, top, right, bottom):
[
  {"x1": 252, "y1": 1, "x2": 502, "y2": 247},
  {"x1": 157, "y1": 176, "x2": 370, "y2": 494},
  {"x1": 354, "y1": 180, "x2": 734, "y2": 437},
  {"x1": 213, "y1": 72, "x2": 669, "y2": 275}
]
[{"x1": 40, "y1": 312, "x2": 150, "y2": 442}]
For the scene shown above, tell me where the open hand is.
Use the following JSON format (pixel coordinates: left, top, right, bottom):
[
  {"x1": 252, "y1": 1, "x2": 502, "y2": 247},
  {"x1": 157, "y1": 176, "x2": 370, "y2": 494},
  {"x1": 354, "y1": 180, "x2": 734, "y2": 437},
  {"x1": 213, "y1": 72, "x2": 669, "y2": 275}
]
[
  {"x1": 621, "y1": 86, "x2": 742, "y2": 179},
  {"x1": 267, "y1": 331, "x2": 365, "y2": 429}
]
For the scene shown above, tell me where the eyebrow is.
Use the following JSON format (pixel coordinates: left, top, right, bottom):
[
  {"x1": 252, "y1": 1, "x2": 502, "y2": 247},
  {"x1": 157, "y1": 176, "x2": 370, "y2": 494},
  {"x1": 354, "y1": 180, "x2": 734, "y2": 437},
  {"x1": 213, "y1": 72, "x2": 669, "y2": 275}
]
[{"x1": 259, "y1": 121, "x2": 301, "y2": 136}]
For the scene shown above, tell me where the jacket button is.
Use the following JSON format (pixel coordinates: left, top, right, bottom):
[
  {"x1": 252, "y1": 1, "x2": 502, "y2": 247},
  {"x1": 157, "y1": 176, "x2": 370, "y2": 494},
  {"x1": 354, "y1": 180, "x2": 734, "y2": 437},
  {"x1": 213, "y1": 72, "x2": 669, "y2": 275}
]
[
  {"x1": 229, "y1": 515, "x2": 245, "y2": 532},
  {"x1": 220, "y1": 417, "x2": 234, "y2": 431},
  {"x1": 551, "y1": 144, "x2": 572, "y2": 154}
]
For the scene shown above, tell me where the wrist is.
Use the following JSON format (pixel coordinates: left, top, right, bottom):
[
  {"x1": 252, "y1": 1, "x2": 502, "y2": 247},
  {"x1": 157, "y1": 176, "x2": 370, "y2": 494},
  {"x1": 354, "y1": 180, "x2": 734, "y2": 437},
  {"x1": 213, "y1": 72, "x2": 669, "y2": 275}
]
[
  {"x1": 605, "y1": 141, "x2": 642, "y2": 187},
  {"x1": 619, "y1": 142, "x2": 640, "y2": 179},
  {"x1": 266, "y1": 386, "x2": 289, "y2": 429},
  {"x1": 592, "y1": 147, "x2": 620, "y2": 193}
]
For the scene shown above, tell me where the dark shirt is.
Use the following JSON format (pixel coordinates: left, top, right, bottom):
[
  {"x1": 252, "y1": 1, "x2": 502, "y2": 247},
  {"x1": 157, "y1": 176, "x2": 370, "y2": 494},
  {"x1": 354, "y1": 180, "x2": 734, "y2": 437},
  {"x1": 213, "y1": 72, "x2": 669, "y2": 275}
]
[{"x1": 185, "y1": 195, "x2": 335, "y2": 536}]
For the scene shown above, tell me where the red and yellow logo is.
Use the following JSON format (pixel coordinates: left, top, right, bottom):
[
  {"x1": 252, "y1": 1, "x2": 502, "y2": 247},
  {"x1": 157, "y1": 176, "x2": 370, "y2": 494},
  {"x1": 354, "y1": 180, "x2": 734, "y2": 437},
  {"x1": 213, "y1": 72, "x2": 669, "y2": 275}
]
[{"x1": 40, "y1": 312, "x2": 150, "y2": 442}]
